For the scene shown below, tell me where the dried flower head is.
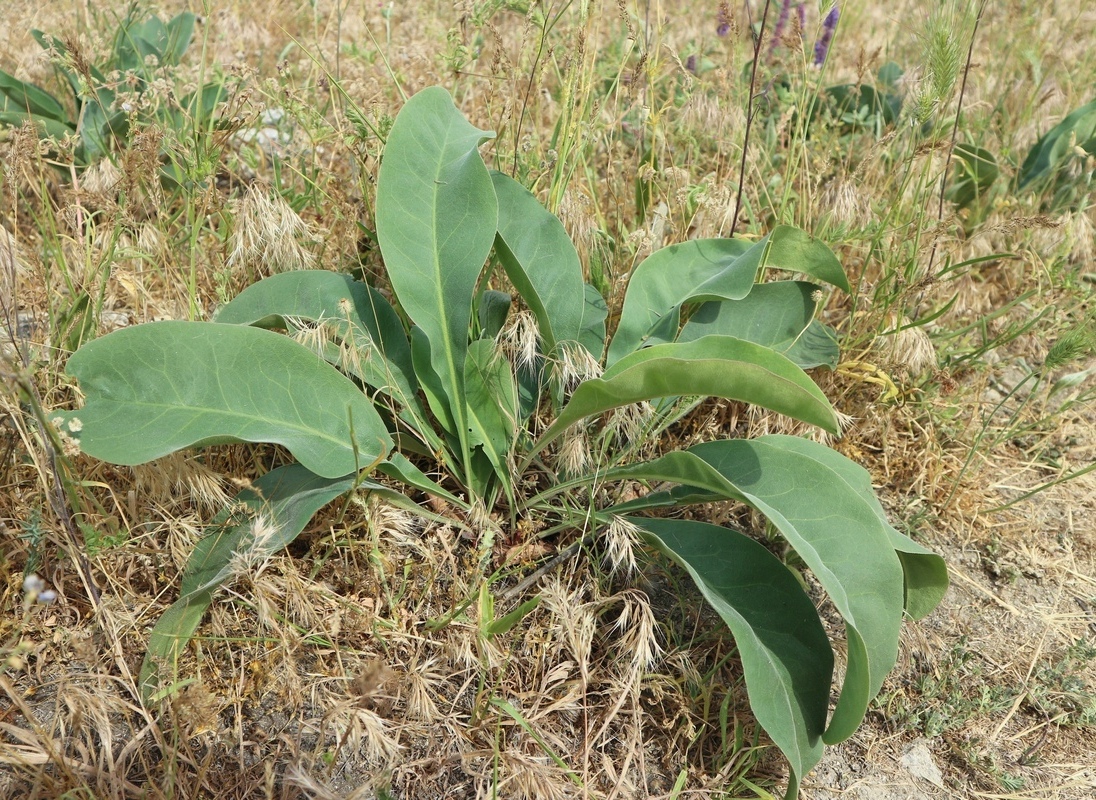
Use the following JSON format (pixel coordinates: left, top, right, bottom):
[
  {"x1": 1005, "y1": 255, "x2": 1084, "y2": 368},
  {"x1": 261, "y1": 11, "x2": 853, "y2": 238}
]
[
  {"x1": 601, "y1": 516, "x2": 641, "y2": 577},
  {"x1": 227, "y1": 183, "x2": 316, "y2": 274}
]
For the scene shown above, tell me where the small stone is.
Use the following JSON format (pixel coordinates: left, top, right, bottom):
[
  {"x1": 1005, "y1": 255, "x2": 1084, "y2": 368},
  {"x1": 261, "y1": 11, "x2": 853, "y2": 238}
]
[{"x1": 900, "y1": 739, "x2": 945, "y2": 788}]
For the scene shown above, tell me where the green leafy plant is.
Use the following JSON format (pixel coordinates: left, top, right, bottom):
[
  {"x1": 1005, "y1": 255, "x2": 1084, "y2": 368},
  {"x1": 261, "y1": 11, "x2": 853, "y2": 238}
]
[
  {"x1": 944, "y1": 142, "x2": 1000, "y2": 231},
  {"x1": 1015, "y1": 98, "x2": 1096, "y2": 209},
  {"x1": 797, "y1": 63, "x2": 905, "y2": 137},
  {"x1": 54, "y1": 86, "x2": 946, "y2": 798},
  {"x1": 0, "y1": 9, "x2": 225, "y2": 170}
]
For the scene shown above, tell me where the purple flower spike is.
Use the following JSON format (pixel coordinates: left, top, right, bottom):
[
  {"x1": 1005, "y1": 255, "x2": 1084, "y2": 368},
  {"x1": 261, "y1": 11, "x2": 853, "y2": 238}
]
[
  {"x1": 771, "y1": 0, "x2": 793, "y2": 56},
  {"x1": 685, "y1": 54, "x2": 698, "y2": 74},
  {"x1": 717, "y1": 4, "x2": 732, "y2": 37},
  {"x1": 813, "y1": 3, "x2": 840, "y2": 66}
]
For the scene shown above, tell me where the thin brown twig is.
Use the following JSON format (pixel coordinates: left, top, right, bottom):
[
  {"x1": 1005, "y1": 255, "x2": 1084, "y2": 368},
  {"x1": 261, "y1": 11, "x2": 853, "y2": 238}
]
[
  {"x1": 730, "y1": 0, "x2": 773, "y2": 236},
  {"x1": 499, "y1": 531, "x2": 597, "y2": 601},
  {"x1": 926, "y1": 0, "x2": 988, "y2": 278}
]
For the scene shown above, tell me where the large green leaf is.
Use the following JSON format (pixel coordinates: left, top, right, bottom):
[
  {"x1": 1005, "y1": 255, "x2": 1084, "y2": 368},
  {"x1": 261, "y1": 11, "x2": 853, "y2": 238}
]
[
  {"x1": 139, "y1": 465, "x2": 357, "y2": 700},
  {"x1": 491, "y1": 171, "x2": 586, "y2": 358},
  {"x1": 534, "y1": 336, "x2": 838, "y2": 455},
  {"x1": 610, "y1": 437, "x2": 907, "y2": 745},
  {"x1": 631, "y1": 517, "x2": 831, "y2": 799},
  {"x1": 748, "y1": 436, "x2": 948, "y2": 621},
  {"x1": 607, "y1": 238, "x2": 755, "y2": 365},
  {"x1": 607, "y1": 226, "x2": 850, "y2": 365},
  {"x1": 57, "y1": 321, "x2": 392, "y2": 479},
  {"x1": 678, "y1": 281, "x2": 839, "y2": 370},
  {"x1": 578, "y1": 283, "x2": 609, "y2": 361},
  {"x1": 375, "y1": 86, "x2": 497, "y2": 463},
  {"x1": 1017, "y1": 99, "x2": 1096, "y2": 190},
  {"x1": 214, "y1": 270, "x2": 421, "y2": 415}
]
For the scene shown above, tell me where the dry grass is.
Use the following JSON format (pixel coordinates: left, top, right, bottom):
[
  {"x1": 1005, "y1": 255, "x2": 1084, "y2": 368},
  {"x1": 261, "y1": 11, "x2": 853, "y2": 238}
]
[{"x1": 2, "y1": 0, "x2": 1095, "y2": 798}]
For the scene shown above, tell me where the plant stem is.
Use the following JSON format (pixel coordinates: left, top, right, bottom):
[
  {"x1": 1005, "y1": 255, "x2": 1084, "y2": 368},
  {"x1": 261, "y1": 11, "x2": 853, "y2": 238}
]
[
  {"x1": 730, "y1": 0, "x2": 773, "y2": 236},
  {"x1": 925, "y1": 0, "x2": 987, "y2": 279}
]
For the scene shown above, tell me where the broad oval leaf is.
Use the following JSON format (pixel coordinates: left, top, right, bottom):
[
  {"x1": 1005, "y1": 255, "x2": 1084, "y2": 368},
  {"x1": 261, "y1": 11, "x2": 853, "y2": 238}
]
[
  {"x1": 57, "y1": 321, "x2": 392, "y2": 479},
  {"x1": 607, "y1": 238, "x2": 755, "y2": 365},
  {"x1": 535, "y1": 336, "x2": 839, "y2": 454},
  {"x1": 745, "y1": 435, "x2": 948, "y2": 621},
  {"x1": 650, "y1": 437, "x2": 906, "y2": 745},
  {"x1": 213, "y1": 270, "x2": 420, "y2": 413},
  {"x1": 376, "y1": 86, "x2": 497, "y2": 453},
  {"x1": 607, "y1": 226, "x2": 850, "y2": 366},
  {"x1": 491, "y1": 171, "x2": 587, "y2": 357},
  {"x1": 140, "y1": 464, "x2": 356, "y2": 700},
  {"x1": 678, "y1": 281, "x2": 839, "y2": 369},
  {"x1": 631, "y1": 517, "x2": 831, "y2": 798}
]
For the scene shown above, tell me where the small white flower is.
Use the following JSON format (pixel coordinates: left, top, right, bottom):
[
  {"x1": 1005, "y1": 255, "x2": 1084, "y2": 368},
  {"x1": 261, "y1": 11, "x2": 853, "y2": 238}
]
[{"x1": 22, "y1": 574, "x2": 44, "y2": 594}]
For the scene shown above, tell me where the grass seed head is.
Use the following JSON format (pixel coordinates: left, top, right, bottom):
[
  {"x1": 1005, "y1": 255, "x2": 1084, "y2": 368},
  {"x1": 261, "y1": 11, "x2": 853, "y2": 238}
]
[{"x1": 228, "y1": 182, "x2": 317, "y2": 274}]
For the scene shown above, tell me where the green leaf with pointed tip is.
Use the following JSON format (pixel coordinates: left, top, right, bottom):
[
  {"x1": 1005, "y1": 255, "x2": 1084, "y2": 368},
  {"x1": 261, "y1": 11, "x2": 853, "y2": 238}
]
[
  {"x1": 376, "y1": 86, "x2": 497, "y2": 464},
  {"x1": 214, "y1": 270, "x2": 421, "y2": 415},
  {"x1": 610, "y1": 436, "x2": 906, "y2": 746},
  {"x1": 748, "y1": 436, "x2": 948, "y2": 621},
  {"x1": 535, "y1": 336, "x2": 838, "y2": 454},
  {"x1": 608, "y1": 238, "x2": 755, "y2": 364},
  {"x1": 491, "y1": 170, "x2": 586, "y2": 358},
  {"x1": 376, "y1": 453, "x2": 467, "y2": 508},
  {"x1": 631, "y1": 517, "x2": 830, "y2": 799},
  {"x1": 1017, "y1": 99, "x2": 1096, "y2": 191},
  {"x1": 56, "y1": 321, "x2": 391, "y2": 479},
  {"x1": 0, "y1": 71, "x2": 66, "y2": 122},
  {"x1": 139, "y1": 464, "x2": 358, "y2": 700},
  {"x1": 608, "y1": 226, "x2": 850, "y2": 366},
  {"x1": 679, "y1": 281, "x2": 839, "y2": 370}
]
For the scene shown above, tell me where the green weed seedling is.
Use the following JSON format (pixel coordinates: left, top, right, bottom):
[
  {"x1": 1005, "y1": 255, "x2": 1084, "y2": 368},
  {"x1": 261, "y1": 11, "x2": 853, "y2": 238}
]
[
  {"x1": 55, "y1": 86, "x2": 947, "y2": 799},
  {"x1": 0, "y1": 9, "x2": 226, "y2": 175}
]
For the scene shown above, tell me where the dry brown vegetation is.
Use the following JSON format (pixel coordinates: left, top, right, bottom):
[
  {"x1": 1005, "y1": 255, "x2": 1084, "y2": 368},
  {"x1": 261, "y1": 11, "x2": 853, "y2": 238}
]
[{"x1": 2, "y1": 1, "x2": 1095, "y2": 798}]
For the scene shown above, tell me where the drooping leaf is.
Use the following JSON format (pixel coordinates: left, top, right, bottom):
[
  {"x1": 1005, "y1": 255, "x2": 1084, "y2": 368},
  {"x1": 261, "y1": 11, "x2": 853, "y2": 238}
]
[
  {"x1": 214, "y1": 270, "x2": 421, "y2": 414},
  {"x1": 749, "y1": 435, "x2": 948, "y2": 620},
  {"x1": 1016, "y1": 99, "x2": 1096, "y2": 191},
  {"x1": 0, "y1": 71, "x2": 66, "y2": 122},
  {"x1": 678, "y1": 281, "x2": 839, "y2": 369},
  {"x1": 56, "y1": 321, "x2": 392, "y2": 479},
  {"x1": 607, "y1": 238, "x2": 755, "y2": 364},
  {"x1": 534, "y1": 336, "x2": 839, "y2": 455},
  {"x1": 632, "y1": 517, "x2": 831, "y2": 798},
  {"x1": 607, "y1": 227, "x2": 849, "y2": 365},
  {"x1": 139, "y1": 464, "x2": 357, "y2": 700},
  {"x1": 609, "y1": 436, "x2": 907, "y2": 745},
  {"x1": 491, "y1": 170, "x2": 587, "y2": 358},
  {"x1": 376, "y1": 86, "x2": 497, "y2": 460}
]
